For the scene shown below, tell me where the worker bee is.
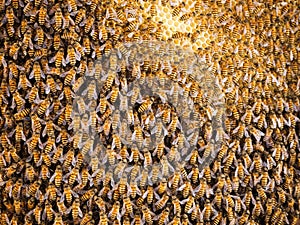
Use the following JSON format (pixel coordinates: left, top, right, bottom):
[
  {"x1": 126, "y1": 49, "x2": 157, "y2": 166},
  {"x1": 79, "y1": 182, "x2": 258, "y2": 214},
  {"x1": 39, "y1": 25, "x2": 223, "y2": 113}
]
[
  {"x1": 203, "y1": 199, "x2": 216, "y2": 221},
  {"x1": 54, "y1": 197, "x2": 67, "y2": 216},
  {"x1": 52, "y1": 8, "x2": 63, "y2": 31},
  {"x1": 36, "y1": 3, "x2": 48, "y2": 25},
  {"x1": 122, "y1": 196, "x2": 133, "y2": 216},
  {"x1": 138, "y1": 97, "x2": 154, "y2": 113},
  {"x1": 155, "y1": 193, "x2": 169, "y2": 211},
  {"x1": 5, "y1": 6, "x2": 16, "y2": 35},
  {"x1": 66, "y1": 45, "x2": 78, "y2": 66},
  {"x1": 50, "y1": 165, "x2": 63, "y2": 187},
  {"x1": 108, "y1": 201, "x2": 120, "y2": 221}
]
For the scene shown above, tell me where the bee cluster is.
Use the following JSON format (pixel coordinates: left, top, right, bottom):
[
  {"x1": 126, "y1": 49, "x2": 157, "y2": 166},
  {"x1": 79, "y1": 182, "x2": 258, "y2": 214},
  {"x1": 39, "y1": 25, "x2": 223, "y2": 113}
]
[{"x1": 0, "y1": 0, "x2": 300, "y2": 224}]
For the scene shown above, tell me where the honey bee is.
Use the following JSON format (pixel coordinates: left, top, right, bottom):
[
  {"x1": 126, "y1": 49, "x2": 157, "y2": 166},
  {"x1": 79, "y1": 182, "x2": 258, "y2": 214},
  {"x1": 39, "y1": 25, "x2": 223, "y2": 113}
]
[
  {"x1": 155, "y1": 193, "x2": 169, "y2": 211},
  {"x1": 5, "y1": 6, "x2": 16, "y2": 35},
  {"x1": 12, "y1": 91, "x2": 25, "y2": 110},
  {"x1": 52, "y1": 8, "x2": 63, "y2": 31},
  {"x1": 203, "y1": 199, "x2": 216, "y2": 221},
  {"x1": 142, "y1": 148, "x2": 152, "y2": 167},
  {"x1": 108, "y1": 201, "x2": 120, "y2": 221},
  {"x1": 27, "y1": 180, "x2": 41, "y2": 197},
  {"x1": 79, "y1": 211, "x2": 93, "y2": 225},
  {"x1": 66, "y1": 45, "x2": 78, "y2": 66},
  {"x1": 65, "y1": 103, "x2": 73, "y2": 123},
  {"x1": 50, "y1": 48, "x2": 65, "y2": 68},
  {"x1": 81, "y1": 188, "x2": 97, "y2": 202},
  {"x1": 83, "y1": 15, "x2": 94, "y2": 33},
  {"x1": 37, "y1": 3, "x2": 47, "y2": 25},
  {"x1": 50, "y1": 165, "x2": 63, "y2": 187},
  {"x1": 26, "y1": 86, "x2": 40, "y2": 105},
  {"x1": 123, "y1": 196, "x2": 133, "y2": 216},
  {"x1": 22, "y1": 29, "x2": 34, "y2": 53},
  {"x1": 64, "y1": 0, "x2": 77, "y2": 12},
  {"x1": 68, "y1": 198, "x2": 83, "y2": 220},
  {"x1": 138, "y1": 98, "x2": 154, "y2": 113},
  {"x1": 8, "y1": 42, "x2": 21, "y2": 60},
  {"x1": 14, "y1": 108, "x2": 31, "y2": 121}
]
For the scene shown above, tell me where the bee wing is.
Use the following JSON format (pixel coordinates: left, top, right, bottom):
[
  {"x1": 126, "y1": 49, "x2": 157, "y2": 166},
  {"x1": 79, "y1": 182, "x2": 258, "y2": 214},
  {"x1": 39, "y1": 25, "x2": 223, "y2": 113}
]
[
  {"x1": 232, "y1": 125, "x2": 240, "y2": 134},
  {"x1": 49, "y1": 55, "x2": 56, "y2": 64},
  {"x1": 75, "y1": 51, "x2": 81, "y2": 61},
  {"x1": 0, "y1": 13, "x2": 7, "y2": 25},
  {"x1": 55, "y1": 133, "x2": 62, "y2": 143},
  {"x1": 29, "y1": 69, "x2": 35, "y2": 79},
  {"x1": 42, "y1": 207, "x2": 47, "y2": 220},
  {"x1": 251, "y1": 128, "x2": 264, "y2": 142}
]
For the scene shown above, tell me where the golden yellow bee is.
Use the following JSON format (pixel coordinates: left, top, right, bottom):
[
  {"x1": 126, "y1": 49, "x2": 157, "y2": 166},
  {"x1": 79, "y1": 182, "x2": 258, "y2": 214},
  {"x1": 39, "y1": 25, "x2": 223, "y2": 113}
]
[
  {"x1": 49, "y1": 165, "x2": 62, "y2": 188},
  {"x1": 27, "y1": 180, "x2": 41, "y2": 197},
  {"x1": 14, "y1": 108, "x2": 30, "y2": 121},
  {"x1": 5, "y1": 7, "x2": 15, "y2": 36},
  {"x1": 66, "y1": 45, "x2": 77, "y2": 66},
  {"x1": 36, "y1": 97, "x2": 50, "y2": 116},
  {"x1": 52, "y1": 7, "x2": 63, "y2": 31},
  {"x1": 81, "y1": 188, "x2": 97, "y2": 202},
  {"x1": 50, "y1": 48, "x2": 65, "y2": 68}
]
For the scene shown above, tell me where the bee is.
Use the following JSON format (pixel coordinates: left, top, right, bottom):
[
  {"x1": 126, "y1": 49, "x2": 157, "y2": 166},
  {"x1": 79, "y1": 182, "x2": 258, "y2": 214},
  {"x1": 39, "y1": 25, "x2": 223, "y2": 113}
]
[
  {"x1": 8, "y1": 42, "x2": 21, "y2": 60},
  {"x1": 241, "y1": 106, "x2": 253, "y2": 125},
  {"x1": 126, "y1": 20, "x2": 138, "y2": 32},
  {"x1": 81, "y1": 189, "x2": 97, "y2": 202},
  {"x1": 116, "y1": 42, "x2": 129, "y2": 58},
  {"x1": 138, "y1": 98, "x2": 154, "y2": 113},
  {"x1": 98, "y1": 25, "x2": 108, "y2": 42},
  {"x1": 72, "y1": 41, "x2": 85, "y2": 59},
  {"x1": 109, "y1": 201, "x2": 120, "y2": 221},
  {"x1": 8, "y1": 61, "x2": 20, "y2": 78},
  {"x1": 22, "y1": 29, "x2": 34, "y2": 53},
  {"x1": 37, "y1": 3, "x2": 48, "y2": 25},
  {"x1": 277, "y1": 187, "x2": 286, "y2": 203},
  {"x1": 52, "y1": 8, "x2": 63, "y2": 31},
  {"x1": 99, "y1": 211, "x2": 108, "y2": 225},
  {"x1": 50, "y1": 165, "x2": 63, "y2": 187},
  {"x1": 26, "y1": 85, "x2": 39, "y2": 104},
  {"x1": 80, "y1": 211, "x2": 93, "y2": 225},
  {"x1": 5, "y1": 6, "x2": 15, "y2": 34},
  {"x1": 157, "y1": 207, "x2": 169, "y2": 225},
  {"x1": 65, "y1": 103, "x2": 73, "y2": 123},
  {"x1": 52, "y1": 145, "x2": 64, "y2": 164},
  {"x1": 142, "y1": 148, "x2": 152, "y2": 167},
  {"x1": 106, "y1": 146, "x2": 116, "y2": 165},
  {"x1": 66, "y1": 45, "x2": 78, "y2": 66},
  {"x1": 183, "y1": 195, "x2": 194, "y2": 214},
  {"x1": 179, "y1": 179, "x2": 193, "y2": 199},
  {"x1": 27, "y1": 180, "x2": 41, "y2": 197},
  {"x1": 180, "y1": 12, "x2": 193, "y2": 21},
  {"x1": 172, "y1": 5, "x2": 182, "y2": 17},
  {"x1": 74, "y1": 6, "x2": 85, "y2": 24},
  {"x1": 251, "y1": 197, "x2": 263, "y2": 218},
  {"x1": 14, "y1": 108, "x2": 31, "y2": 121},
  {"x1": 98, "y1": 94, "x2": 111, "y2": 114},
  {"x1": 155, "y1": 193, "x2": 169, "y2": 211},
  {"x1": 18, "y1": 71, "x2": 32, "y2": 91},
  {"x1": 51, "y1": 48, "x2": 65, "y2": 68},
  {"x1": 142, "y1": 206, "x2": 153, "y2": 225},
  {"x1": 12, "y1": 91, "x2": 25, "y2": 110},
  {"x1": 203, "y1": 199, "x2": 216, "y2": 221},
  {"x1": 84, "y1": 15, "x2": 94, "y2": 34},
  {"x1": 29, "y1": 61, "x2": 44, "y2": 82},
  {"x1": 103, "y1": 40, "x2": 112, "y2": 57},
  {"x1": 69, "y1": 198, "x2": 83, "y2": 220},
  {"x1": 11, "y1": 178, "x2": 23, "y2": 198},
  {"x1": 123, "y1": 196, "x2": 133, "y2": 215}
]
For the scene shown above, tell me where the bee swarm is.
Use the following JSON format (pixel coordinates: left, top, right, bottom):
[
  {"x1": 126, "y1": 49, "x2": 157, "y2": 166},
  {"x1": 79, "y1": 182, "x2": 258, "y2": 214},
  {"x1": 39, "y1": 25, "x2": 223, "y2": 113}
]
[{"x1": 0, "y1": 0, "x2": 300, "y2": 225}]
